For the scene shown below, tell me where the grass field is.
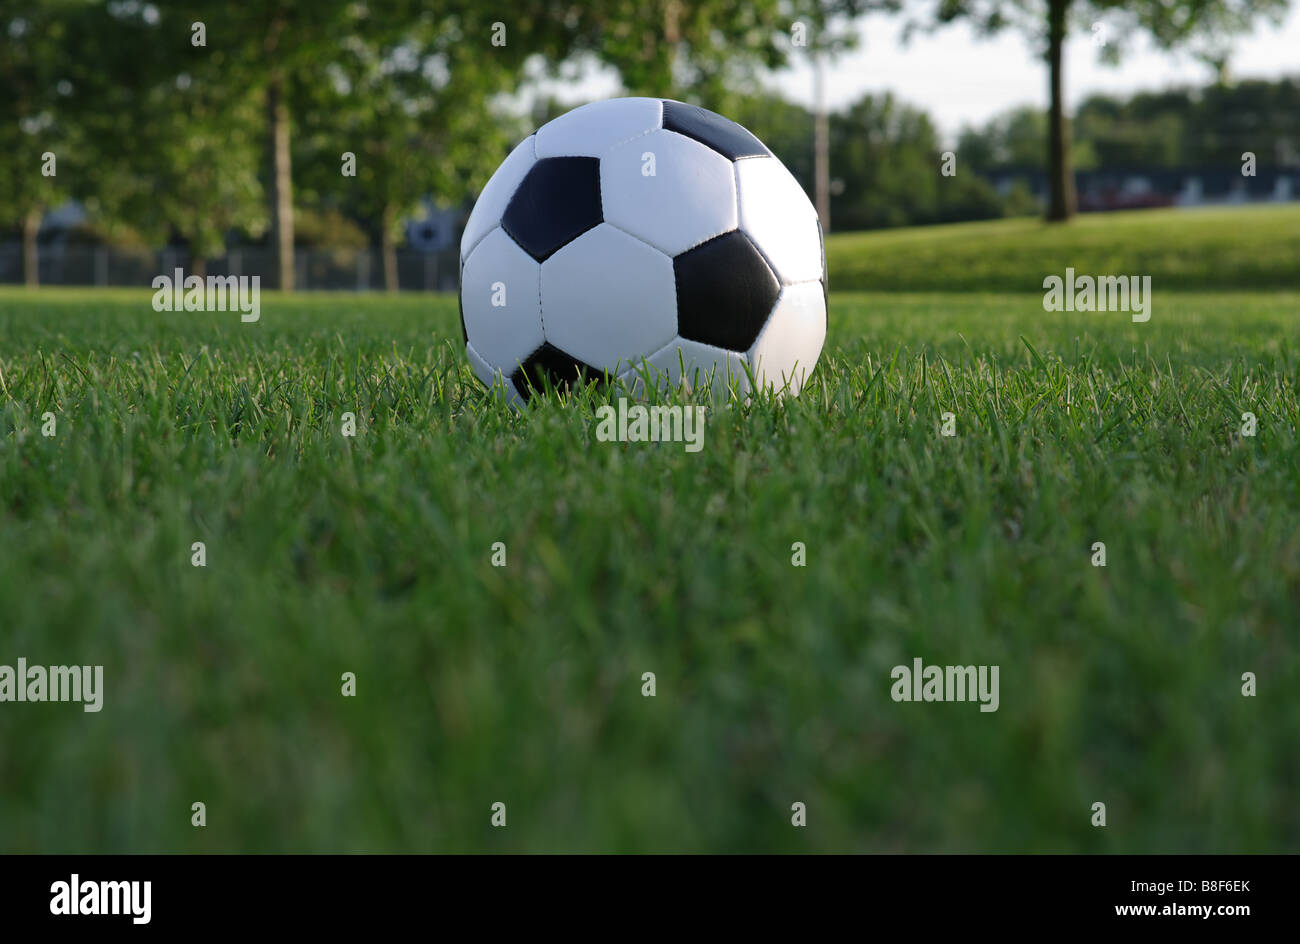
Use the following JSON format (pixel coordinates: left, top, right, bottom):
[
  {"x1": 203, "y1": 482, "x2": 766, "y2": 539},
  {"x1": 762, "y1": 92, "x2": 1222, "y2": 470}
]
[
  {"x1": 2, "y1": 209, "x2": 1298, "y2": 853},
  {"x1": 827, "y1": 204, "x2": 1300, "y2": 291}
]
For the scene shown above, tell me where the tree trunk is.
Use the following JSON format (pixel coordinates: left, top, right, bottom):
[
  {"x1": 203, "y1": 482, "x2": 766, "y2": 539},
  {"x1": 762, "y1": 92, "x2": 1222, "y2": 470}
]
[
  {"x1": 22, "y1": 207, "x2": 41, "y2": 288},
  {"x1": 663, "y1": 0, "x2": 681, "y2": 89},
  {"x1": 1046, "y1": 0, "x2": 1076, "y2": 222},
  {"x1": 267, "y1": 71, "x2": 294, "y2": 291},
  {"x1": 813, "y1": 52, "x2": 830, "y2": 232},
  {"x1": 191, "y1": 253, "x2": 207, "y2": 279},
  {"x1": 381, "y1": 205, "x2": 399, "y2": 293}
]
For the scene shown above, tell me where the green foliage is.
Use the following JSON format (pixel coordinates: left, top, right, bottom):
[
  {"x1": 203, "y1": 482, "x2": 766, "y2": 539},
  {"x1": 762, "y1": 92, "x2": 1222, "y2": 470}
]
[
  {"x1": 292, "y1": 7, "x2": 525, "y2": 247},
  {"x1": 549, "y1": 0, "x2": 884, "y2": 104},
  {"x1": 923, "y1": 0, "x2": 1289, "y2": 54},
  {"x1": 828, "y1": 93, "x2": 1004, "y2": 229},
  {"x1": 959, "y1": 106, "x2": 1049, "y2": 171},
  {"x1": 0, "y1": 1, "x2": 78, "y2": 228},
  {"x1": 97, "y1": 74, "x2": 267, "y2": 260},
  {"x1": 1073, "y1": 78, "x2": 1300, "y2": 169},
  {"x1": 292, "y1": 208, "x2": 369, "y2": 250}
]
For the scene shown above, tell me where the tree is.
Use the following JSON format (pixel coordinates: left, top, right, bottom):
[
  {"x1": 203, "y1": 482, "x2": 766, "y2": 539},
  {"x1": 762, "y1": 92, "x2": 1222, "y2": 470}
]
[
  {"x1": 294, "y1": 17, "x2": 524, "y2": 291},
  {"x1": 917, "y1": 0, "x2": 1288, "y2": 221},
  {"x1": 800, "y1": 5, "x2": 900, "y2": 232},
  {"x1": 166, "y1": 0, "x2": 626, "y2": 291},
  {"x1": 535, "y1": 0, "x2": 885, "y2": 231},
  {"x1": 292, "y1": 0, "x2": 877, "y2": 286},
  {"x1": 160, "y1": 0, "x2": 393, "y2": 291},
  {"x1": 111, "y1": 79, "x2": 266, "y2": 277},
  {"x1": 515, "y1": 1, "x2": 882, "y2": 110},
  {"x1": 0, "y1": 1, "x2": 79, "y2": 286},
  {"x1": 828, "y1": 93, "x2": 1004, "y2": 228},
  {"x1": 67, "y1": 7, "x2": 266, "y2": 277},
  {"x1": 1073, "y1": 92, "x2": 1185, "y2": 168}
]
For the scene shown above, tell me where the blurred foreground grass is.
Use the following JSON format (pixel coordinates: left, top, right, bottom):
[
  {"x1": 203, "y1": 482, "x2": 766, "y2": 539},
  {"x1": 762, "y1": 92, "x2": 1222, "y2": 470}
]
[{"x1": 0, "y1": 286, "x2": 1297, "y2": 852}]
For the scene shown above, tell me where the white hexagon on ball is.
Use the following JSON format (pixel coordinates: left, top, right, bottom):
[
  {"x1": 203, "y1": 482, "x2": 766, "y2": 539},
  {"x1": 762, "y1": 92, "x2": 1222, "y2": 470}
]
[
  {"x1": 460, "y1": 227, "x2": 543, "y2": 373},
  {"x1": 541, "y1": 224, "x2": 677, "y2": 375},
  {"x1": 535, "y1": 97, "x2": 663, "y2": 159},
  {"x1": 747, "y1": 282, "x2": 827, "y2": 396},
  {"x1": 736, "y1": 157, "x2": 823, "y2": 285},
  {"x1": 600, "y1": 129, "x2": 738, "y2": 257}
]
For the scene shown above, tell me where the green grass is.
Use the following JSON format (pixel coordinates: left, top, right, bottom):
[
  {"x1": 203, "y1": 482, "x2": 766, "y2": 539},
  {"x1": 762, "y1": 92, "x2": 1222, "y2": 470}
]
[
  {"x1": 1, "y1": 285, "x2": 1298, "y2": 853},
  {"x1": 826, "y1": 204, "x2": 1300, "y2": 292}
]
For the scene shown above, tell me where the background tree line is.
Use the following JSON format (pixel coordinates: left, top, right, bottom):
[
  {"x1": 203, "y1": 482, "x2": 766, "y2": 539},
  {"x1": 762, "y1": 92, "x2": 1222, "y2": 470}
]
[
  {"x1": 0, "y1": 0, "x2": 1292, "y2": 288},
  {"x1": 716, "y1": 75, "x2": 1299, "y2": 231},
  {"x1": 2, "y1": 0, "x2": 870, "y2": 288}
]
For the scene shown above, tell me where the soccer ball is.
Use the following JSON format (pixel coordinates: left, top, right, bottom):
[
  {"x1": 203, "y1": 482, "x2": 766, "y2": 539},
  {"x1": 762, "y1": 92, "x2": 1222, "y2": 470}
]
[{"x1": 458, "y1": 97, "x2": 827, "y2": 404}]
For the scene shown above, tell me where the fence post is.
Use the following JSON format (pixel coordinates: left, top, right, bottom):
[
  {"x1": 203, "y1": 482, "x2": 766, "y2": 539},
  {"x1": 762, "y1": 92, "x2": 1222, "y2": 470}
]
[
  {"x1": 357, "y1": 250, "x2": 369, "y2": 292},
  {"x1": 229, "y1": 249, "x2": 241, "y2": 277},
  {"x1": 95, "y1": 247, "x2": 108, "y2": 287}
]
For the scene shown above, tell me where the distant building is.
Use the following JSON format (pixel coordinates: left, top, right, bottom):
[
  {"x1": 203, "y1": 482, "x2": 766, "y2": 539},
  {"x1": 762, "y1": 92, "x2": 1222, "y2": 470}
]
[
  {"x1": 40, "y1": 201, "x2": 89, "y2": 233},
  {"x1": 987, "y1": 167, "x2": 1300, "y2": 212},
  {"x1": 404, "y1": 202, "x2": 464, "y2": 253}
]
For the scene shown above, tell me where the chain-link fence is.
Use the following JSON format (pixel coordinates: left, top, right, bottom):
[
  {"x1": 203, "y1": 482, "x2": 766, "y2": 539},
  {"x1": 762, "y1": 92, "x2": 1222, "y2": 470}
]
[{"x1": 0, "y1": 243, "x2": 461, "y2": 292}]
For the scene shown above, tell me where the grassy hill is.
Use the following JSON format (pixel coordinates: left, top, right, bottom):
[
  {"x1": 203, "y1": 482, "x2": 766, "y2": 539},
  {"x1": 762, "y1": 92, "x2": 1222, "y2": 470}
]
[{"x1": 826, "y1": 204, "x2": 1300, "y2": 293}]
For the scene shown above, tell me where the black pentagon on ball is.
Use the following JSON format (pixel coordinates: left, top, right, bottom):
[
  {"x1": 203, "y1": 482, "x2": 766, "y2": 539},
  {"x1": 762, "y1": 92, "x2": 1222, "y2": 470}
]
[
  {"x1": 673, "y1": 231, "x2": 781, "y2": 352},
  {"x1": 511, "y1": 342, "x2": 605, "y2": 399},
  {"x1": 661, "y1": 100, "x2": 770, "y2": 160},
  {"x1": 501, "y1": 157, "x2": 602, "y2": 261}
]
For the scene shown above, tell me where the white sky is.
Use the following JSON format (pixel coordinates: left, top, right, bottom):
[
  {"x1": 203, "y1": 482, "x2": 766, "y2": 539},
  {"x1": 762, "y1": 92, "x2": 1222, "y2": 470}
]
[{"x1": 536, "y1": 5, "x2": 1300, "y2": 145}]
